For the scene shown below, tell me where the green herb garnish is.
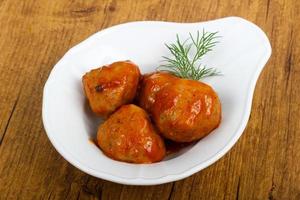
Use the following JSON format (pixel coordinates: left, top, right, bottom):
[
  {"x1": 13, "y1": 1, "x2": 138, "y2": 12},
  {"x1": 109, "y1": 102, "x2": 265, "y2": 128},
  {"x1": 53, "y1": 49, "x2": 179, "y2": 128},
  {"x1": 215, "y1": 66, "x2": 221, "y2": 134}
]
[{"x1": 158, "y1": 30, "x2": 221, "y2": 80}]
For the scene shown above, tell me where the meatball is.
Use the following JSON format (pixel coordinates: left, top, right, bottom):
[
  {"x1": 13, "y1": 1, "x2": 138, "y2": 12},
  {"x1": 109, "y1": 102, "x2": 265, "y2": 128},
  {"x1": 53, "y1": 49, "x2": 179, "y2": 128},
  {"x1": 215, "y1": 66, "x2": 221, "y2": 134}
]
[
  {"x1": 137, "y1": 72, "x2": 177, "y2": 112},
  {"x1": 97, "y1": 104, "x2": 166, "y2": 163},
  {"x1": 151, "y1": 79, "x2": 221, "y2": 142},
  {"x1": 82, "y1": 61, "x2": 141, "y2": 118}
]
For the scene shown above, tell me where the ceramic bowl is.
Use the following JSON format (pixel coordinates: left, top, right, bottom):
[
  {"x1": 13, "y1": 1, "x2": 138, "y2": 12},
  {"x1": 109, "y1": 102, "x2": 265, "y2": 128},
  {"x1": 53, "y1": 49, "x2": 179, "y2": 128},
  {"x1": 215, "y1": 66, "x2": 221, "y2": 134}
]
[{"x1": 42, "y1": 17, "x2": 271, "y2": 185}]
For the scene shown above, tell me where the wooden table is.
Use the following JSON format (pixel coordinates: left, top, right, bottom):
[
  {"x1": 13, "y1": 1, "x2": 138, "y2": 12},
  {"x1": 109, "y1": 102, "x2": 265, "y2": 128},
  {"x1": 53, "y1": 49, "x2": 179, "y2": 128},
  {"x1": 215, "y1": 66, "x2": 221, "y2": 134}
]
[{"x1": 0, "y1": 0, "x2": 299, "y2": 199}]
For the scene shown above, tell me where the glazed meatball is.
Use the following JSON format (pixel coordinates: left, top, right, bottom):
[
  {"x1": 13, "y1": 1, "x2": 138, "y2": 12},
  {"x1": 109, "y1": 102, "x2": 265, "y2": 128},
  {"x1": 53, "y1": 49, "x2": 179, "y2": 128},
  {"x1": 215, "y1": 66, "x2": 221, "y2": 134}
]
[
  {"x1": 82, "y1": 61, "x2": 141, "y2": 117},
  {"x1": 97, "y1": 104, "x2": 166, "y2": 163},
  {"x1": 137, "y1": 72, "x2": 177, "y2": 112},
  {"x1": 151, "y1": 79, "x2": 221, "y2": 142}
]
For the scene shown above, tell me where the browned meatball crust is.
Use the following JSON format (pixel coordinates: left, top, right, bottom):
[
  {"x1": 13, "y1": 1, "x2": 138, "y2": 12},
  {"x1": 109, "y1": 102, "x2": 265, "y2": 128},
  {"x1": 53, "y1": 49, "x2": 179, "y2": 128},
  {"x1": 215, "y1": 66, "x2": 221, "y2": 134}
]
[
  {"x1": 137, "y1": 72, "x2": 176, "y2": 112},
  {"x1": 97, "y1": 104, "x2": 166, "y2": 163},
  {"x1": 138, "y1": 72, "x2": 221, "y2": 142},
  {"x1": 82, "y1": 61, "x2": 141, "y2": 118}
]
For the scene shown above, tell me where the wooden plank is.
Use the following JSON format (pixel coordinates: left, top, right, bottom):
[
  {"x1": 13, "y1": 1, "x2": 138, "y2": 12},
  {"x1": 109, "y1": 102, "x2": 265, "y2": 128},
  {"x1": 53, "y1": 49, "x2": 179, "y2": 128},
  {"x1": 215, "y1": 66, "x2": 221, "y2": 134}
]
[{"x1": 0, "y1": 0, "x2": 299, "y2": 199}]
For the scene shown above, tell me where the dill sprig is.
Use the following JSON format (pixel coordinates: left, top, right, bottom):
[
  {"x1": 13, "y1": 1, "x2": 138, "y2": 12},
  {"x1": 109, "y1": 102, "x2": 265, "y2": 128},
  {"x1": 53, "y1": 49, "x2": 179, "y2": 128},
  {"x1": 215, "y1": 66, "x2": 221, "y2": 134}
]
[{"x1": 158, "y1": 30, "x2": 221, "y2": 80}]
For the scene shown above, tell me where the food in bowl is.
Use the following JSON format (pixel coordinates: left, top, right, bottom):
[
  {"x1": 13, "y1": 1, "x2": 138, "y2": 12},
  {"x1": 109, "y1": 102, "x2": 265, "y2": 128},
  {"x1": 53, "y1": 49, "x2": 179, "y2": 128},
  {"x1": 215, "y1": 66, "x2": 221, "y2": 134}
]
[
  {"x1": 137, "y1": 72, "x2": 221, "y2": 142},
  {"x1": 97, "y1": 104, "x2": 166, "y2": 163},
  {"x1": 82, "y1": 30, "x2": 222, "y2": 163},
  {"x1": 82, "y1": 61, "x2": 140, "y2": 118}
]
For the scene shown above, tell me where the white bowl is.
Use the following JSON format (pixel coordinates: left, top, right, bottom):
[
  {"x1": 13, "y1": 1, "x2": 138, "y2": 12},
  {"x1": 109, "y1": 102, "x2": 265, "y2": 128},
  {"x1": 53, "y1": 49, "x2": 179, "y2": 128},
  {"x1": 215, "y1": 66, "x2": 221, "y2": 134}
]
[{"x1": 42, "y1": 17, "x2": 271, "y2": 185}]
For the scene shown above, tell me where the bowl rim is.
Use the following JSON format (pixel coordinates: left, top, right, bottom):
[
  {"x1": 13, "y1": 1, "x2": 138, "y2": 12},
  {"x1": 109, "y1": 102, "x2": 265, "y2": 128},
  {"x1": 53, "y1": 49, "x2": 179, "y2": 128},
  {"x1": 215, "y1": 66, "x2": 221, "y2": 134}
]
[{"x1": 42, "y1": 16, "x2": 272, "y2": 185}]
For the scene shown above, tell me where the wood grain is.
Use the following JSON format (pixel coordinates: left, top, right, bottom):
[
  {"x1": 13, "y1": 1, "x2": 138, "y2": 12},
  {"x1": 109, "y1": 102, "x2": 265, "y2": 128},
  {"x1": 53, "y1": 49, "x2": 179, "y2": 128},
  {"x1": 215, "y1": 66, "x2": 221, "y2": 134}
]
[{"x1": 0, "y1": 0, "x2": 299, "y2": 199}]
